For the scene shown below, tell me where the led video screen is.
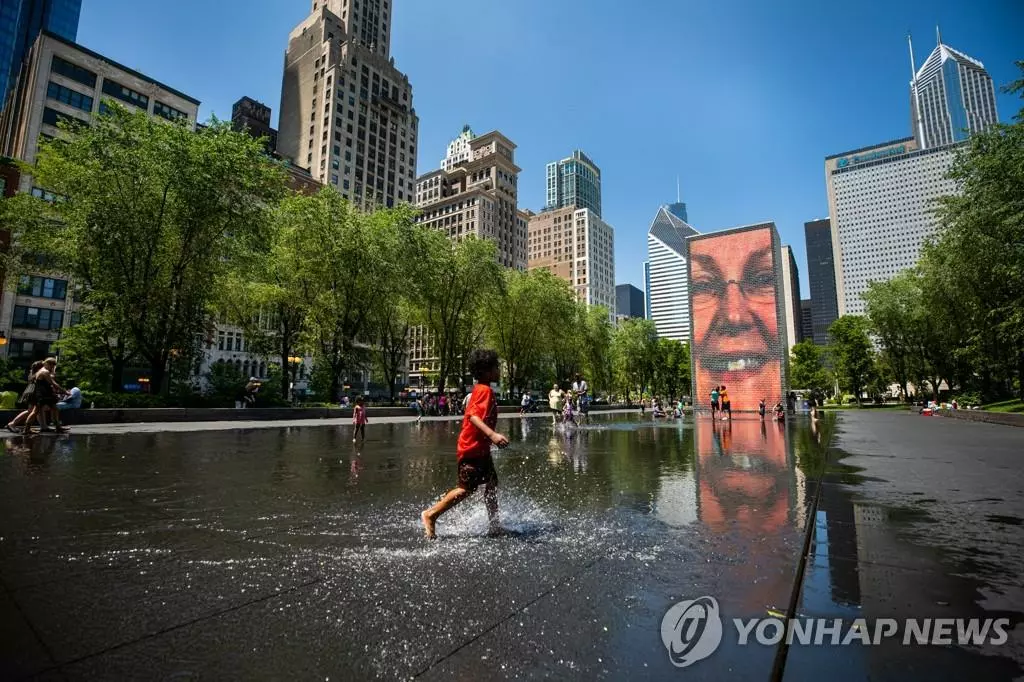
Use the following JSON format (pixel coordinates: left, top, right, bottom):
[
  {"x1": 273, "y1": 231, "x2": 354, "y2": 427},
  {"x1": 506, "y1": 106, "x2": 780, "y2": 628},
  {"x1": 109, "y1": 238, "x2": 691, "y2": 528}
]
[{"x1": 689, "y1": 223, "x2": 788, "y2": 412}]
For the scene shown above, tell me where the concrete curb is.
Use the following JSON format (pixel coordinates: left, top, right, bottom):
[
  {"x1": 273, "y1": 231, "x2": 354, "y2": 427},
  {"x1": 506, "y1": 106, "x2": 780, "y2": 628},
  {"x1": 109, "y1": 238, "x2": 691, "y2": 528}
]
[{"x1": 933, "y1": 409, "x2": 1024, "y2": 428}]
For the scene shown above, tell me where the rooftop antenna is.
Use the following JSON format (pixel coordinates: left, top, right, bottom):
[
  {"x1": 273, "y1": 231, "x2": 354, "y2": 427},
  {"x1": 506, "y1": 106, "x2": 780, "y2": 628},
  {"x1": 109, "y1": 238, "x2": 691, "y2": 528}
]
[
  {"x1": 676, "y1": 175, "x2": 680, "y2": 203},
  {"x1": 909, "y1": 32, "x2": 927, "y2": 148}
]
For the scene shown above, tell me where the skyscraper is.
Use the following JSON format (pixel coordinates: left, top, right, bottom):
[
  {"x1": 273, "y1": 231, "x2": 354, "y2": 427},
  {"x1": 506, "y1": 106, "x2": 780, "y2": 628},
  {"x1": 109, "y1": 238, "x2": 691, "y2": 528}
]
[
  {"x1": 278, "y1": 0, "x2": 417, "y2": 208},
  {"x1": 645, "y1": 204, "x2": 699, "y2": 342},
  {"x1": 528, "y1": 206, "x2": 615, "y2": 318},
  {"x1": 0, "y1": 0, "x2": 81, "y2": 110},
  {"x1": 909, "y1": 32, "x2": 998, "y2": 149},
  {"x1": 825, "y1": 139, "x2": 959, "y2": 316},
  {"x1": 800, "y1": 299, "x2": 813, "y2": 343},
  {"x1": 545, "y1": 149, "x2": 601, "y2": 217},
  {"x1": 804, "y1": 218, "x2": 838, "y2": 345},
  {"x1": 780, "y1": 245, "x2": 802, "y2": 351},
  {"x1": 616, "y1": 284, "x2": 644, "y2": 320},
  {"x1": 415, "y1": 129, "x2": 527, "y2": 270}
]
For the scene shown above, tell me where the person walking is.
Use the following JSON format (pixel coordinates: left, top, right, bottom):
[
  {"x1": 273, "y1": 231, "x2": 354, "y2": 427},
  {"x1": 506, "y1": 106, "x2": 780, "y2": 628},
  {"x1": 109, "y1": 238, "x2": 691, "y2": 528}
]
[
  {"x1": 352, "y1": 396, "x2": 368, "y2": 442},
  {"x1": 710, "y1": 385, "x2": 720, "y2": 419},
  {"x1": 572, "y1": 374, "x2": 590, "y2": 424},
  {"x1": 6, "y1": 361, "x2": 43, "y2": 432},
  {"x1": 548, "y1": 383, "x2": 564, "y2": 424},
  {"x1": 719, "y1": 385, "x2": 732, "y2": 420}
]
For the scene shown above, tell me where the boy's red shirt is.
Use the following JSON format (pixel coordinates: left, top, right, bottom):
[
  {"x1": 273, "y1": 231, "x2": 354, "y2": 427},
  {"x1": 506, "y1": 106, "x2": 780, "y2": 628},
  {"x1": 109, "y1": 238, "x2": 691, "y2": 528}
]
[{"x1": 457, "y1": 383, "x2": 497, "y2": 460}]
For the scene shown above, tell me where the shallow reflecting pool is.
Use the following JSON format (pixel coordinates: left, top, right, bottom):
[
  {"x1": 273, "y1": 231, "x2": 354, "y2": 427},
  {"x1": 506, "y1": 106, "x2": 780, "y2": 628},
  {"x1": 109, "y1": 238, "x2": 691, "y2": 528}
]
[{"x1": 1, "y1": 412, "x2": 1016, "y2": 680}]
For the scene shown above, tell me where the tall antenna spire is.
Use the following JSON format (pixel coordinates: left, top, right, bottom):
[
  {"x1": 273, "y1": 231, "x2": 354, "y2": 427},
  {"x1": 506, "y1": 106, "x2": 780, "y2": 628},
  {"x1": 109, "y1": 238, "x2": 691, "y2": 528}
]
[
  {"x1": 907, "y1": 31, "x2": 917, "y2": 78},
  {"x1": 909, "y1": 32, "x2": 926, "y2": 148},
  {"x1": 676, "y1": 175, "x2": 680, "y2": 203}
]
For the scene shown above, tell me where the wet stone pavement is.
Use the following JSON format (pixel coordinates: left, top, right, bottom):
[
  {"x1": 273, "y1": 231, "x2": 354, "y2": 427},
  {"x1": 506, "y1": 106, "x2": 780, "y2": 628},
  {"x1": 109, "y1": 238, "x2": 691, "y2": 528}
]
[{"x1": 0, "y1": 411, "x2": 1021, "y2": 681}]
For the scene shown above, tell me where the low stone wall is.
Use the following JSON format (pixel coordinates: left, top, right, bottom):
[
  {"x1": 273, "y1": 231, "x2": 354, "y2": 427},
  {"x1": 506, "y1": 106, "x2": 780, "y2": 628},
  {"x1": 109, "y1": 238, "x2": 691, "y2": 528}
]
[
  {"x1": 934, "y1": 409, "x2": 1024, "y2": 428},
  {"x1": 0, "y1": 403, "x2": 624, "y2": 425}
]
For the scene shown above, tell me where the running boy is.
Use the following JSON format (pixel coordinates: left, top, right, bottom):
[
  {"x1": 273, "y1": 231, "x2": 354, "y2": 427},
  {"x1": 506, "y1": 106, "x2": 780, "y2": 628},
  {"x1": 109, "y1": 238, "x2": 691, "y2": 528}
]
[
  {"x1": 710, "y1": 385, "x2": 720, "y2": 418},
  {"x1": 720, "y1": 385, "x2": 731, "y2": 420},
  {"x1": 421, "y1": 349, "x2": 508, "y2": 539}
]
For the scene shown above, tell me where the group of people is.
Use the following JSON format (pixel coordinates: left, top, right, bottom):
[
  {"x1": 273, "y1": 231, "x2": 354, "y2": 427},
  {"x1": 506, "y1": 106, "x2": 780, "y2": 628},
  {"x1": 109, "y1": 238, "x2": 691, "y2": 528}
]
[
  {"x1": 412, "y1": 392, "x2": 464, "y2": 419},
  {"x1": 709, "y1": 385, "x2": 732, "y2": 420},
  {"x1": 647, "y1": 397, "x2": 686, "y2": 418},
  {"x1": 5, "y1": 357, "x2": 80, "y2": 435},
  {"x1": 546, "y1": 374, "x2": 590, "y2": 425}
]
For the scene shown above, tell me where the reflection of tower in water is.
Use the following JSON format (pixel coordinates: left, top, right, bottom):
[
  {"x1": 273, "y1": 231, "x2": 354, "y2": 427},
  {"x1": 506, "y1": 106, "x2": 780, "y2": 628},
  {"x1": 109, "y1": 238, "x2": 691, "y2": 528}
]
[{"x1": 696, "y1": 419, "x2": 796, "y2": 534}]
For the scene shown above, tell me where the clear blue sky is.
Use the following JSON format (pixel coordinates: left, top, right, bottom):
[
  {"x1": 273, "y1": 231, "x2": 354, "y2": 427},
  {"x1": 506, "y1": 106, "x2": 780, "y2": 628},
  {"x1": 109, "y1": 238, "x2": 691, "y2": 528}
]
[{"x1": 78, "y1": 0, "x2": 1022, "y2": 297}]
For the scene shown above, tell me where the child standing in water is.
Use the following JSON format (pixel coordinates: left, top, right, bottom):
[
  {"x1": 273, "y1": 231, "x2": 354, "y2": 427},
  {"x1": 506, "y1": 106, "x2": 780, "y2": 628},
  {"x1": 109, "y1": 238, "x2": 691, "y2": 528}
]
[
  {"x1": 421, "y1": 349, "x2": 508, "y2": 539},
  {"x1": 352, "y1": 396, "x2": 368, "y2": 442},
  {"x1": 758, "y1": 397, "x2": 766, "y2": 420}
]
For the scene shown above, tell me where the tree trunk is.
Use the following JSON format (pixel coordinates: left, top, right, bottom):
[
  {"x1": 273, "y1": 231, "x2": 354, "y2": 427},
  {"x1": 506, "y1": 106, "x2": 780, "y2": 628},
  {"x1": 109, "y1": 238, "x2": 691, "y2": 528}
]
[
  {"x1": 279, "y1": 335, "x2": 290, "y2": 400},
  {"x1": 1017, "y1": 350, "x2": 1024, "y2": 402},
  {"x1": 150, "y1": 358, "x2": 166, "y2": 397},
  {"x1": 329, "y1": 370, "x2": 340, "y2": 404},
  {"x1": 110, "y1": 355, "x2": 125, "y2": 393}
]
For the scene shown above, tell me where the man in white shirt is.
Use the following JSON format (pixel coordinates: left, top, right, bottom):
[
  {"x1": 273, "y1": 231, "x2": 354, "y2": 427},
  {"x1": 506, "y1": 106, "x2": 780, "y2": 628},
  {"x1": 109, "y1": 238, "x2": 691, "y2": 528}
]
[{"x1": 571, "y1": 374, "x2": 589, "y2": 423}]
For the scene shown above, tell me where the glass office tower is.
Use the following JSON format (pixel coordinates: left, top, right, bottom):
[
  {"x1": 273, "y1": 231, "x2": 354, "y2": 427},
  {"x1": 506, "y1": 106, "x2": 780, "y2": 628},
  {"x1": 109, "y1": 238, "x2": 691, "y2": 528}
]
[{"x1": 0, "y1": 0, "x2": 82, "y2": 110}]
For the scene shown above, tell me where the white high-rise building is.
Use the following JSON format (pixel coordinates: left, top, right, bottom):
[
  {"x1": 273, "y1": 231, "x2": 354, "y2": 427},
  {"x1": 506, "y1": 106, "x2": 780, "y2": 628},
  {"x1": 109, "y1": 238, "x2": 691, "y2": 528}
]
[
  {"x1": 527, "y1": 205, "x2": 615, "y2": 319},
  {"x1": 825, "y1": 138, "x2": 959, "y2": 316},
  {"x1": 645, "y1": 203, "x2": 699, "y2": 341},
  {"x1": 441, "y1": 124, "x2": 474, "y2": 171},
  {"x1": 910, "y1": 32, "x2": 998, "y2": 149}
]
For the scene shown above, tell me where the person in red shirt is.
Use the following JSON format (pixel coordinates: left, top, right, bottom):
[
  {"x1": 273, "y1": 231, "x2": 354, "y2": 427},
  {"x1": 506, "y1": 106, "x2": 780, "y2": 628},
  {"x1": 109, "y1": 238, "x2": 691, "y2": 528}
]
[{"x1": 421, "y1": 349, "x2": 508, "y2": 539}]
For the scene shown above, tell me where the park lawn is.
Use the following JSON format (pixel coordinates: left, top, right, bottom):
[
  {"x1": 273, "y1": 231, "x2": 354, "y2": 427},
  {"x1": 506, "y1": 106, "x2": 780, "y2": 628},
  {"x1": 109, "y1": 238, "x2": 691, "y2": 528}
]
[{"x1": 981, "y1": 399, "x2": 1024, "y2": 413}]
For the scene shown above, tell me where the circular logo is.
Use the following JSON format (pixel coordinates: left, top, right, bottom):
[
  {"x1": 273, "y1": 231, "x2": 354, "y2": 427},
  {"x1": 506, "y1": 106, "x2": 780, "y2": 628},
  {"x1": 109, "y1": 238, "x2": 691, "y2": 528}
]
[{"x1": 660, "y1": 596, "x2": 723, "y2": 667}]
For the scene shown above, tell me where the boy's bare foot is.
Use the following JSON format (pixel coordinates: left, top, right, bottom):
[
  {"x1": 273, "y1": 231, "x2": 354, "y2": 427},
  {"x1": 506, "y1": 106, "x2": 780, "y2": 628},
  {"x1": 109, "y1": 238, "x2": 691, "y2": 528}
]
[
  {"x1": 487, "y1": 524, "x2": 507, "y2": 537},
  {"x1": 421, "y1": 511, "x2": 436, "y2": 539}
]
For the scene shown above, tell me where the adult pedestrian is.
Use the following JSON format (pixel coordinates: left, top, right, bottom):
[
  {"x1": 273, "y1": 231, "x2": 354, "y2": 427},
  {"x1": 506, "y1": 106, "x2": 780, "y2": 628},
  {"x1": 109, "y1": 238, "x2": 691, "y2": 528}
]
[{"x1": 572, "y1": 374, "x2": 589, "y2": 423}]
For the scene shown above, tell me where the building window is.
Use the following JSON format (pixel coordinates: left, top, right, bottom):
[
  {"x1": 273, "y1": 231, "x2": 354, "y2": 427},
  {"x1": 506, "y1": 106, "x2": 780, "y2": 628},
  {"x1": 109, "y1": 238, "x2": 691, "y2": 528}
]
[
  {"x1": 17, "y1": 275, "x2": 68, "y2": 299},
  {"x1": 42, "y1": 106, "x2": 87, "y2": 129},
  {"x1": 12, "y1": 306, "x2": 64, "y2": 330},
  {"x1": 7, "y1": 339, "x2": 52, "y2": 364},
  {"x1": 30, "y1": 186, "x2": 64, "y2": 203},
  {"x1": 50, "y1": 55, "x2": 96, "y2": 88},
  {"x1": 101, "y1": 79, "x2": 149, "y2": 108},
  {"x1": 153, "y1": 101, "x2": 187, "y2": 121},
  {"x1": 46, "y1": 81, "x2": 93, "y2": 112}
]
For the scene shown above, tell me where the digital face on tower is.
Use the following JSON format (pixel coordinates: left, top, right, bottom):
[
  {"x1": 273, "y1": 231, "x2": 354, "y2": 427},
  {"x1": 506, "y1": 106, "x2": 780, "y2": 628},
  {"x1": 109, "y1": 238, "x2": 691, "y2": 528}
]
[{"x1": 690, "y1": 226, "x2": 783, "y2": 410}]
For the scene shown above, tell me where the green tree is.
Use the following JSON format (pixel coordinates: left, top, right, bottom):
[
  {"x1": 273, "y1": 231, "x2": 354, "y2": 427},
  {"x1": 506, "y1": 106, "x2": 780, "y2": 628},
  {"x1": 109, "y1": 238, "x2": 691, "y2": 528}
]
[
  {"x1": 652, "y1": 338, "x2": 691, "y2": 400},
  {"x1": 581, "y1": 305, "x2": 615, "y2": 394},
  {"x1": 484, "y1": 269, "x2": 577, "y2": 394},
  {"x1": 828, "y1": 316, "x2": 875, "y2": 404},
  {"x1": 417, "y1": 235, "x2": 502, "y2": 394},
  {"x1": 928, "y1": 62, "x2": 1024, "y2": 400},
  {"x1": 368, "y1": 299, "x2": 413, "y2": 404},
  {"x1": 611, "y1": 318, "x2": 659, "y2": 401},
  {"x1": 2, "y1": 104, "x2": 286, "y2": 394},
  {"x1": 789, "y1": 340, "x2": 831, "y2": 394},
  {"x1": 863, "y1": 272, "x2": 921, "y2": 400},
  {"x1": 292, "y1": 193, "x2": 416, "y2": 402}
]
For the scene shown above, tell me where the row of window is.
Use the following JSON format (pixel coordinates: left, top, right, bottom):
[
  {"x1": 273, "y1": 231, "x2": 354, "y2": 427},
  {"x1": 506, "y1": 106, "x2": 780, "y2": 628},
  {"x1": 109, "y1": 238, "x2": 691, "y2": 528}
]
[
  {"x1": 42, "y1": 106, "x2": 87, "y2": 129},
  {"x1": 47, "y1": 80, "x2": 93, "y2": 113},
  {"x1": 12, "y1": 306, "x2": 64, "y2": 330},
  {"x1": 17, "y1": 275, "x2": 68, "y2": 300}
]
